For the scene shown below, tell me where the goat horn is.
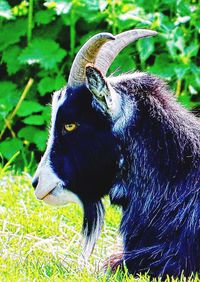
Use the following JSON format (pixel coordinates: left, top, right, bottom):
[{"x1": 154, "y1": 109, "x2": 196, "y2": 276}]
[
  {"x1": 68, "y1": 33, "x2": 115, "y2": 87},
  {"x1": 94, "y1": 29, "x2": 157, "y2": 76}
]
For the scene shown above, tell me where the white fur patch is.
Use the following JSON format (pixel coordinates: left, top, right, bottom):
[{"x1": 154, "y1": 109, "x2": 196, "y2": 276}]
[
  {"x1": 83, "y1": 202, "x2": 104, "y2": 259},
  {"x1": 107, "y1": 84, "x2": 122, "y2": 121},
  {"x1": 108, "y1": 71, "x2": 145, "y2": 84},
  {"x1": 33, "y1": 87, "x2": 82, "y2": 207},
  {"x1": 48, "y1": 87, "x2": 66, "y2": 154},
  {"x1": 107, "y1": 74, "x2": 141, "y2": 132}
]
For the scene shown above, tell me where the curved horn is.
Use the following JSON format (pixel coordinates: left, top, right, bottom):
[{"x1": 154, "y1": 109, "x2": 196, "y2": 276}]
[
  {"x1": 68, "y1": 33, "x2": 115, "y2": 87},
  {"x1": 94, "y1": 29, "x2": 157, "y2": 76}
]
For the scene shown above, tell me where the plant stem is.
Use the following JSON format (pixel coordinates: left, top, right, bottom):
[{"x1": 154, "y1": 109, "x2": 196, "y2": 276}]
[
  {"x1": 176, "y1": 79, "x2": 181, "y2": 97},
  {"x1": 0, "y1": 151, "x2": 20, "y2": 176},
  {"x1": 111, "y1": 0, "x2": 117, "y2": 34},
  {"x1": 70, "y1": 9, "x2": 76, "y2": 59},
  {"x1": 3, "y1": 118, "x2": 16, "y2": 138},
  {"x1": 0, "y1": 78, "x2": 34, "y2": 140},
  {"x1": 27, "y1": 0, "x2": 33, "y2": 45}
]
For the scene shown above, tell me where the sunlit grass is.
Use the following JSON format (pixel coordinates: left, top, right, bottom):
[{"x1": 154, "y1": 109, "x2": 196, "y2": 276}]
[
  {"x1": 0, "y1": 171, "x2": 199, "y2": 281},
  {"x1": 0, "y1": 171, "x2": 122, "y2": 281}
]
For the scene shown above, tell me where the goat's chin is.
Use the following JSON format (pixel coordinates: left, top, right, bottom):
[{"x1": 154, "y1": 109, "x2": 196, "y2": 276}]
[{"x1": 42, "y1": 187, "x2": 82, "y2": 207}]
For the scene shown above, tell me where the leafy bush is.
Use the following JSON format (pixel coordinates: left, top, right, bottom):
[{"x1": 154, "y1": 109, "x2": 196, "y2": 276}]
[{"x1": 0, "y1": 0, "x2": 199, "y2": 170}]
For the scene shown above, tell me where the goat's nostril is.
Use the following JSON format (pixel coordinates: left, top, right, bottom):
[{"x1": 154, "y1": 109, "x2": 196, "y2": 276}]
[{"x1": 32, "y1": 177, "x2": 39, "y2": 189}]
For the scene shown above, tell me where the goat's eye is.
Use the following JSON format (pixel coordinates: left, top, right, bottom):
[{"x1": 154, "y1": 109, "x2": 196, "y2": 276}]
[{"x1": 64, "y1": 123, "x2": 78, "y2": 132}]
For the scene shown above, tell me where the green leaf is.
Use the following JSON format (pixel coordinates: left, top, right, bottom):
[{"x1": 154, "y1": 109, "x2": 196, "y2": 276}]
[
  {"x1": 23, "y1": 115, "x2": 45, "y2": 125},
  {"x1": 190, "y1": 64, "x2": 200, "y2": 89},
  {"x1": 38, "y1": 77, "x2": 56, "y2": 96},
  {"x1": 0, "y1": 138, "x2": 23, "y2": 159},
  {"x1": 16, "y1": 101, "x2": 44, "y2": 117},
  {"x1": 137, "y1": 37, "x2": 155, "y2": 62},
  {"x1": 18, "y1": 38, "x2": 67, "y2": 70},
  {"x1": 185, "y1": 44, "x2": 199, "y2": 58},
  {"x1": 83, "y1": 0, "x2": 99, "y2": 11},
  {"x1": 18, "y1": 126, "x2": 37, "y2": 142},
  {"x1": 0, "y1": 19, "x2": 27, "y2": 52},
  {"x1": 174, "y1": 36, "x2": 185, "y2": 53},
  {"x1": 108, "y1": 47, "x2": 136, "y2": 75},
  {"x1": 177, "y1": 0, "x2": 191, "y2": 16},
  {"x1": 18, "y1": 126, "x2": 48, "y2": 151},
  {"x1": 159, "y1": 13, "x2": 174, "y2": 32},
  {"x1": 148, "y1": 54, "x2": 175, "y2": 80},
  {"x1": 0, "y1": 81, "x2": 19, "y2": 118},
  {"x1": 38, "y1": 75, "x2": 66, "y2": 96},
  {"x1": 55, "y1": 75, "x2": 66, "y2": 90},
  {"x1": 33, "y1": 131, "x2": 48, "y2": 151},
  {"x1": 75, "y1": 0, "x2": 100, "y2": 22},
  {"x1": 0, "y1": 0, "x2": 13, "y2": 19},
  {"x1": 178, "y1": 92, "x2": 191, "y2": 109},
  {"x1": 2, "y1": 45, "x2": 21, "y2": 75},
  {"x1": 42, "y1": 107, "x2": 51, "y2": 121},
  {"x1": 174, "y1": 65, "x2": 189, "y2": 79},
  {"x1": 166, "y1": 40, "x2": 177, "y2": 58},
  {"x1": 35, "y1": 10, "x2": 56, "y2": 25}
]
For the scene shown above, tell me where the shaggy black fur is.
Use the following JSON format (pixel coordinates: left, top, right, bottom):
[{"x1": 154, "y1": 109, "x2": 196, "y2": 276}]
[
  {"x1": 109, "y1": 74, "x2": 200, "y2": 278},
  {"x1": 50, "y1": 72, "x2": 200, "y2": 278}
]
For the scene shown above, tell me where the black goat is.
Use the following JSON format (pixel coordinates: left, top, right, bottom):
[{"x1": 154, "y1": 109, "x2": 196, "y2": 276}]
[{"x1": 32, "y1": 30, "x2": 200, "y2": 278}]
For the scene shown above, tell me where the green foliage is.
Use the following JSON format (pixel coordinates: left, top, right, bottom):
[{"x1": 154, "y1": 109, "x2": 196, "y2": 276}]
[
  {"x1": 16, "y1": 101, "x2": 44, "y2": 117},
  {"x1": 0, "y1": 18, "x2": 27, "y2": 51},
  {"x1": 0, "y1": 81, "x2": 20, "y2": 117},
  {"x1": 0, "y1": 0, "x2": 199, "y2": 168},
  {"x1": 19, "y1": 38, "x2": 67, "y2": 70},
  {"x1": 0, "y1": 138, "x2": 23, "y2": 159}
]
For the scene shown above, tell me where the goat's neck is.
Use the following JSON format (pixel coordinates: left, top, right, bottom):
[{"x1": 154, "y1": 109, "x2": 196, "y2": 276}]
[{"x1": 118, "y1": 91, "x2": 199, "y2": 190}]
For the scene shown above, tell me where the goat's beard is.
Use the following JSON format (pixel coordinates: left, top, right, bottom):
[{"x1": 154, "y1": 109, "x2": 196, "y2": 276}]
[{"x1": 82, "y1": 200, "x2": 105, "y2": 259}]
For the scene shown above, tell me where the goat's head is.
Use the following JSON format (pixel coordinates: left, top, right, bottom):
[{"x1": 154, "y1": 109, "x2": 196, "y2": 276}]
[{"x1": 32, "y1": 29, "x2": 157, "y2": 254}]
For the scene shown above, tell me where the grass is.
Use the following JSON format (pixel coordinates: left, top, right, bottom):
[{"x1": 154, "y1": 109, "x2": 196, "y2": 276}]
[{"x1": 0, "y1": 170, "x2": 200, "y2": 282}]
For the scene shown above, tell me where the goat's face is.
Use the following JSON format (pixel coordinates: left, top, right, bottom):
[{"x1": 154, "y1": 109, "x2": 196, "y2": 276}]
[
  {"x1": 32, "y1": 71, "x2": 121, "y2": 206},
  {"x1": 32, "y1": 30, "x2": 157, "y2": 208}
]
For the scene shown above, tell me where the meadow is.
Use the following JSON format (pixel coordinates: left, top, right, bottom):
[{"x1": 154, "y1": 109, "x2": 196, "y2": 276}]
[
  {"x1": 0, "y1": 169, "x2": 200, "y2": 282},
  {"x1": 0, "y1": 170, "x2": 123, "y2": 281}
]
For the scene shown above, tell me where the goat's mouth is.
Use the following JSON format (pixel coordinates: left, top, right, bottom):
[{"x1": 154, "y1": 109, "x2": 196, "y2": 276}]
[
  {"x1": 36, "y1": 185, "x2": 63, "y2": 200},
  {"x1": 34, "y1": 181, "x2": 64, "y2": 200},
  {"x1": 36, "y1": 185, "x2": 66, "y2": 206},
  {"x1": 36, "y1": 185, "x2": 81, "y2": 207},
  {"x1": 38, "y1": 187, "x2": 57, "y2": 200}
]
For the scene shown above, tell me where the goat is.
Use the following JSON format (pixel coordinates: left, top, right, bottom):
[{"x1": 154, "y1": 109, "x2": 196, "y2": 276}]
[{"x1": 32, "y1": 29, "x2": 200, "y2": 278}]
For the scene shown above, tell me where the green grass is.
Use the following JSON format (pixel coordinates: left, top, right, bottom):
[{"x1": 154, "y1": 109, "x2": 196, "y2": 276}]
[{"x1": 0, "y1": 171, "x2": 199, "y2": 282}]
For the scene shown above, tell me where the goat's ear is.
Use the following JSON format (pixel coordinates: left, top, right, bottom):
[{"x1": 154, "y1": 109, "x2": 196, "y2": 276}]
[{"x1": 85, "y1": 65, "x2": 112, "y2": 111}]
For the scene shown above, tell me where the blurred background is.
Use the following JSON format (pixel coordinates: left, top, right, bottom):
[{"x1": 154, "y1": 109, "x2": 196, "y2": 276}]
[{"x1": 0, "y1": 0, "x2": 199, "y2": 172}]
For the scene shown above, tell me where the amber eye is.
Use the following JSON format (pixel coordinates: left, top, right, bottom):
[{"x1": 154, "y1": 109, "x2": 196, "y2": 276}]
[{"x1": 64, "y1": 123, "x2": 78, "y2": 132}]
